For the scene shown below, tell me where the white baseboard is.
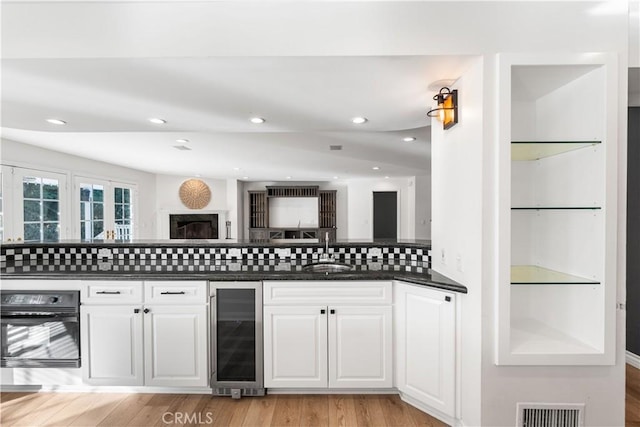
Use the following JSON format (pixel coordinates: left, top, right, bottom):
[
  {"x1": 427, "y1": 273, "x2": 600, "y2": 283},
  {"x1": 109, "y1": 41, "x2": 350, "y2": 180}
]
[
  {"x1": 398, "y1": 392, "x2": 456, "y2": 427},
  {"x1": 0, "y1": 385, "x2": 212, "y2": 394},
  {"x1": 266, "y1": 388, "x2": 397, "y2": 395},
  {"x1": 627, "y1": 351, "x2": 640, "y2": 369}
]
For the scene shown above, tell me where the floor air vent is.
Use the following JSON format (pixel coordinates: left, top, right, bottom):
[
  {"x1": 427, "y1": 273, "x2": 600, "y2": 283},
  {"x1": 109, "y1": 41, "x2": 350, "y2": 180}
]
[{"x1": 517, "y1": 403, "x2": 584, "y2": 427}]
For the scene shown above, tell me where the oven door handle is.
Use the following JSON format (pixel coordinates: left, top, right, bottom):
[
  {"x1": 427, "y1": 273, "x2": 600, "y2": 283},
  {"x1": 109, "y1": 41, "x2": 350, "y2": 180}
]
[{"x1": 1, "y1": 314, "x2": 79, "y2": 323}]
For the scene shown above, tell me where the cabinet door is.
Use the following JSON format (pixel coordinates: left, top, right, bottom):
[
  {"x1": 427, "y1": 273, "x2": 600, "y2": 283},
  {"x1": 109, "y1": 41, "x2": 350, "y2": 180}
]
[
  {"x1": 395, "y1": 283, "x2": 455, "y2": 417},
  {"x1": 328, "y1": 305, "x2": 392, "y2": 388},
  {"x1": 143, "y1": 305, "x2": 208, "y2": 387},
  {"x1": 263, "y1": 305, "x2": 328, "y2": 388},
  {"x1": 81, "y1": 305, "x2": 143, "y2": 386}
]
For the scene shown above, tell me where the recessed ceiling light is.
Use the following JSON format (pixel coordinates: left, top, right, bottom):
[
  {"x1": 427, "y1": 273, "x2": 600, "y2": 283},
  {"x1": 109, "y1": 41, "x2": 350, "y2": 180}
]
[
  {"x1": 250, "y1": 117, "x2": 265, "y2": 124},
  {"x1": 403, "y1": 137, "x2": 416, "y2": 142},
  {"x1": 149, "y1": 118, "x2": 166, "y2": 124},
  {"x1": 286, "y1": 176, "x2": 292, "y2": 180},
  {"x1": 46, "y1": 119, "x2": 66, "y2": 125},
  {"x1": 176, "y1": 139, "x2": 189, "y2": 144},
  {"x1": 372, "y1": 166, "x2": 380, "y2": 170},
  {"x1": 243, "y1": 176, "x2": 249, "y2": 180},
  {"x1": 333, "y1": 176, "x2": 339, "y2": 180},
  {"x1": 385, "y1": 176, "x2": 390, "y2": 179},
  {"x1": 352, "y1": 117, "x2": 368, "y2": 124}
]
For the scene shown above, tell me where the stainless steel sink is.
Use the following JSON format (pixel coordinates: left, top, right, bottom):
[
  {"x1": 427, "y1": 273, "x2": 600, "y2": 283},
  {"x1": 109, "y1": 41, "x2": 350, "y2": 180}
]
[{"x1": 302, "y1": 262, "x2": 353, "y2": 273}]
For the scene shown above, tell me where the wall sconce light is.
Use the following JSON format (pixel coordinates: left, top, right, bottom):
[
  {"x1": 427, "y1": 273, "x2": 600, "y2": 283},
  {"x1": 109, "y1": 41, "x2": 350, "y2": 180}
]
[{"x1": 427, "y1": 87, "x2": 458, "y2": 130}]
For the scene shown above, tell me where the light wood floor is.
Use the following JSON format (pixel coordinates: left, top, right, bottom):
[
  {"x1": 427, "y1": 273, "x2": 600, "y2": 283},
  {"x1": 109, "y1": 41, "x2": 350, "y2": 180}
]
[
  {"x1": 628, "y1": 364, "x2": 640, "y2": 426},
  {"x1": 2, "y1": 366, "x2": 639, "y2": 427},
  {"x1": 0, "y1": 393, "x2": 447, "y2": 427}
]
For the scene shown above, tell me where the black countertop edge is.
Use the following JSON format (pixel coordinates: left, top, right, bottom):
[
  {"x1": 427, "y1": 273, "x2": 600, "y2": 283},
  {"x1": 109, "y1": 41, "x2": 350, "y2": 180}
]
[
  {"x1": 1, "y1": 239, "x2": 431, "y2": 249},
  {"x1": 0, "y1": 270, "x2": 467, "y2": 294}
]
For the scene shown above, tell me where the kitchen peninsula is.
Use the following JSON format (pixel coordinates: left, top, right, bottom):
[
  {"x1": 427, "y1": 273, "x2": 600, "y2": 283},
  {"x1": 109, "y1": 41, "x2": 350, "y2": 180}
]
[{"x1": 1, "y1": 239, "x2": 465, "y2": 425}]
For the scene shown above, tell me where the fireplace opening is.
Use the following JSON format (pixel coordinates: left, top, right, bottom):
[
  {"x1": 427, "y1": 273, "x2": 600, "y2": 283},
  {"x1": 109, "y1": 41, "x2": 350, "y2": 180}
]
[{"x1": 170, "y1": 214, "x2": 219, "y2": 239}]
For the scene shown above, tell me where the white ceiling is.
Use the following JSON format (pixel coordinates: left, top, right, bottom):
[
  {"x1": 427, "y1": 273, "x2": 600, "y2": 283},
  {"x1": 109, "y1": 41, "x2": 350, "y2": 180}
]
[
  {"x1": 2, "y1": 1, "x2": 633, "y2": 181},
  {"x1": 1, "y1": 55, "x2": 475, "y2": 180}
]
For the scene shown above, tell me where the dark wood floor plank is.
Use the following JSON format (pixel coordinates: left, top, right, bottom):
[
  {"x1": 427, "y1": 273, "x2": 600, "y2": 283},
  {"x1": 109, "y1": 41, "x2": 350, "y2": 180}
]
[
  {"x1": 241, "y1": 394, "x2": 277, "y2": 427},
  {"x1": 328, "y1": 395, "x2": 358, "y2": 427},
  {"x1": 270, "y1": 395, "x2": 303, "y2": 427}
]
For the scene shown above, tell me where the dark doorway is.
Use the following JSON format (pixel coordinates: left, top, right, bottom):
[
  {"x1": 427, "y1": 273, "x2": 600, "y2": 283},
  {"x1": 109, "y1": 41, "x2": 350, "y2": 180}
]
[
  {"x1": 169, "y1": 214, "x2": 219, "y2": 239},
  {"x1": 373, "y1": 191, "x2": 397, "y2": 240}
]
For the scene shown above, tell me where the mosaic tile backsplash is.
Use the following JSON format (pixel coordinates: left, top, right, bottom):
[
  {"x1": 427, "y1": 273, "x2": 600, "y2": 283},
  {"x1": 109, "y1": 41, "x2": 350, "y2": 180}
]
[{"x1": 1, "y1": 243, "x2": 432, "y2": 275}]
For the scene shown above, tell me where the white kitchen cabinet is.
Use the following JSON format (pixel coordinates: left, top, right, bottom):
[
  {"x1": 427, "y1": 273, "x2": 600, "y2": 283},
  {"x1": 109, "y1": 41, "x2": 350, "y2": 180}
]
[
  {"x1": 263, "y1": 305, "x2": 328, "y2": 388},
  {"x1": 80, "y1": 280, "x2": 208, "y2": 387},
  {"x1": 81, "y1": 305, "x2": 144, "y2": 386},
  {"x1": 263, "y1": 281, "x2": 392, "y2": 389},
  {"x1": 496, "y1": 53, "x2": 617, "y2": 365},
  {"x1": 394, "y1": 281, "x2": 455, "y2": 418},
  {"x1": 144, "y1": 305, "x2": 208, "y2": 387},
  {"x1": 328, "y1": 305, "x2": 392, "y2": 388}
]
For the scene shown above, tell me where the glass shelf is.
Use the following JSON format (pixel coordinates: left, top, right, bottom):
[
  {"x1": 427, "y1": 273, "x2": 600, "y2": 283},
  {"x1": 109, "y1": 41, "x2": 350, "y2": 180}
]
[
  {"x1": 511, "y1": 141, "x2": 601, "y2": 161},
  {"x1": 511, "y1": 265, "x2": 599, "y2": 285},
  {"x1": 511, "y1": 206, "x2": 601, "y2": 210}
]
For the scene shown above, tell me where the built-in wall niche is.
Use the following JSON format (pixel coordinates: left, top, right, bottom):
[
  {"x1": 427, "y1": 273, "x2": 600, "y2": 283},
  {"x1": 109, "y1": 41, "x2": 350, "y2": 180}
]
[
  {"x1": 496, "y1": 54, "x2": 617, "y2": 366},
  {"x1": 248, "y1": 186, "x2": 336, "y2": 242}
]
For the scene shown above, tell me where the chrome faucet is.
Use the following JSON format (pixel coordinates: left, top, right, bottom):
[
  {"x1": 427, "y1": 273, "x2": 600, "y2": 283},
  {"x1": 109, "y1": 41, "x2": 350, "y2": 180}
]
[{"x1": 318, "y1": 231, "x2": 334, "y2": 263}]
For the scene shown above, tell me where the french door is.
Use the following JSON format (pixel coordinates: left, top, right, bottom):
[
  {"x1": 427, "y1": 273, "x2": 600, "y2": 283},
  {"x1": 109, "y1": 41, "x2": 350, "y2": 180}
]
[
  {"x1": 1, "y1": 166, "x2": 68, "y2": 242},
  {"x1": 74, "y1": 177, "x2": 136, "y2": 240}
]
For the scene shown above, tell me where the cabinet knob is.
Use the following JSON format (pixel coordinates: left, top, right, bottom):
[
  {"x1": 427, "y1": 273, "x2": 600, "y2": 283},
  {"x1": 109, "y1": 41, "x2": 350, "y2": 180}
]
[
  {"x1": 134, "y1": 308, "x2": 140, "y2": 314},
  {"x1": 320, "y1": 309, "x2": 326, "y2": 314},
  {"x1": 445, "y1": 296, "x2": 451, "y2": 302},
  {"x1": 143, "y1": 308, "x2": 150, "y2": 314},
  {"x1": 330, "y1": 309, "x2": 335, "y2": 314}
]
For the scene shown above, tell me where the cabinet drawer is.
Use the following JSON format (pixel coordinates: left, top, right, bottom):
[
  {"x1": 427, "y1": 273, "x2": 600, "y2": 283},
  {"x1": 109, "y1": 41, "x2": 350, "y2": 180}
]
[
  {"x1": 81, "y1": 280, "x2": 143, "y2": 304},
  {"x1": 263, "y1": 281, "x2": 392, "y2": 305},
  {"x1": 144, "y1": 281, "x2": 207, "y2": 304}
]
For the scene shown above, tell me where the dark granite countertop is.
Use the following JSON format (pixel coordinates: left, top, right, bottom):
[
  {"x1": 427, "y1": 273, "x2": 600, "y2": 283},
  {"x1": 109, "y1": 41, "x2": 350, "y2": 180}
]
[{"x1": 1, "y1": 260, "x2": 466, "y2": 294}]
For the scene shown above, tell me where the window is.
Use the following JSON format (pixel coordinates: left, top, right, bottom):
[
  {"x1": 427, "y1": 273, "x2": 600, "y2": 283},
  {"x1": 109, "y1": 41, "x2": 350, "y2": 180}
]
[
  {"x1": 23, "y1": 176, "x2": 61, "y2": 242},
  {"x1": 79, "y1": 183, "x2": 105, "y2": 240}
]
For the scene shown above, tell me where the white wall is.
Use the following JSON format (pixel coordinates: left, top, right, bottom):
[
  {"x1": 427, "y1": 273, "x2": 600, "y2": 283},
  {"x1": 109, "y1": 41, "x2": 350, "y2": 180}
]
[
  {"x1": 431, "y1": 57, "x2": 485, "y2": 426},
  {"x1": 155, "y1": 174, "x2": 229, "y2": 239},
  {"x1": 345, "y1": 177, "x2": 415, "y2": 240},
  {"x1": 1, "y1": 138, "x2": 157, "y2": 239},
  {"x1": 414, "y1": 174, "x2": 431, "y2": 240}
]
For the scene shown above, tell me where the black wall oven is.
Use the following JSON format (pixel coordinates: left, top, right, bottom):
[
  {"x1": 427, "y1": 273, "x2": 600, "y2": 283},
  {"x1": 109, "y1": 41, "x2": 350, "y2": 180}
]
[{"x1": 1, "y1": 290, "x2": 81, "y2": 368}]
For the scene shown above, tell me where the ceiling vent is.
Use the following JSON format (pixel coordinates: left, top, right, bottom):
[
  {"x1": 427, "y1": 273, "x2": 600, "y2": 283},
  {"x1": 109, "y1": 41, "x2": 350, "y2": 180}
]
[
  {"x1": 173, "y1": 145, "x2": 192, "y2": 151},
  {"x1": 329, "y1": 145, "x2": 343, "y2": 151},
  {"x1": 517, "y1": 403, "x2": 584, "y2": 427}
]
